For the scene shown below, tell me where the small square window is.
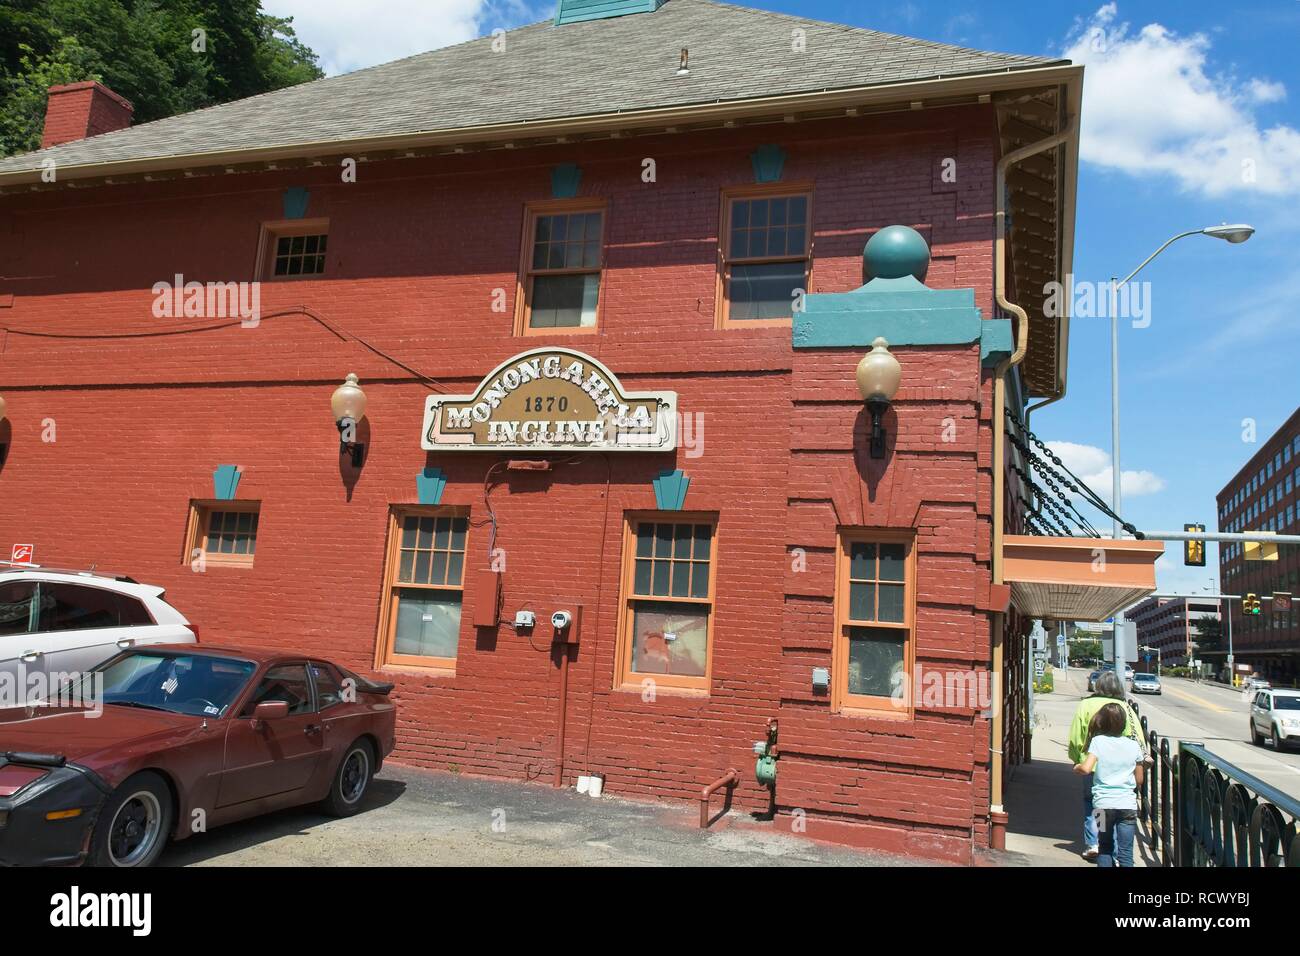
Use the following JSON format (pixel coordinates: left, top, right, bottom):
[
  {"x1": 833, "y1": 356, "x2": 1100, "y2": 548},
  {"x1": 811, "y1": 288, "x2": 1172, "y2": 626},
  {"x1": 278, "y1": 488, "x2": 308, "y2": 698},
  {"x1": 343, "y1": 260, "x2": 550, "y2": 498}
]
[
  {"x1": 185, "y1": 501, "x2": 261, "y2": 568},
  {"x1": 259, "y1": 219, "x2": 329, "y2": 280}
]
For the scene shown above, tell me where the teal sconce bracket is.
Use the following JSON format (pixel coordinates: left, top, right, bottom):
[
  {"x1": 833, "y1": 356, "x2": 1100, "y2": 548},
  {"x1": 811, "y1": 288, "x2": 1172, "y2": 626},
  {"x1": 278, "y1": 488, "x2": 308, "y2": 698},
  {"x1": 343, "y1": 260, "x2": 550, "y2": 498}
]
[
  {"x1": 551, "y1": 163, "x2": 582, "y2": 199},
  {"x1": 283, "y1": 187, "x2": 310, "y2": 219},
  {"x1": 652, "y1": 469, "x2": 690, "y2": 510},
  {"x1": 793, "y1": 224, "x2": 1012, "y2": 367},
  {"x1": 750, "y1": 144, "x2": 786, "y2": 183},
  {"x1": 213, "y1": 465, "x2": 242, "y2": 501},
  {"x1": 417, "y1": 466, "x2": 447, "y2": 505}
]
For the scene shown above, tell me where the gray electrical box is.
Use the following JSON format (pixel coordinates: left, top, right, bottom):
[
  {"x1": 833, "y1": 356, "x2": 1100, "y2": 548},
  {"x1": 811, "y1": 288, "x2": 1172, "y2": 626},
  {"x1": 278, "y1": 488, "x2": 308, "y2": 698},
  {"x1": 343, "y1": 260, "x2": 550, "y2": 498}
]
[{"x1": 811, "y1": 667, "x2": 830, "y2": 693}]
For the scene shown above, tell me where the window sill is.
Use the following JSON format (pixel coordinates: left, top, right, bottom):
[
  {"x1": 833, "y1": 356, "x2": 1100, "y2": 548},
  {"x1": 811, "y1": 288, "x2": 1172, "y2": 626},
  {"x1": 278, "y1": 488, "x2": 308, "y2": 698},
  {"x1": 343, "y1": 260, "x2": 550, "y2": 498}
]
[
  {"x1": 194, "y1": 559, "x2": 256, "y2": 570},
  {"x1": 614, "y1": 680, "x2": 710, "y2": 698},
  {"x1": 377, "y1": 663, "x2": 456, "y2": 679},
  {"x1": 719, "y1": 317, "x2": 794, "y2": 330},
  {"x1": 835, "y1": 704, "x2": 913, "y2": 722},
  {"x1": 520, "y1": 324, "x2": 599, "y2": 336}
]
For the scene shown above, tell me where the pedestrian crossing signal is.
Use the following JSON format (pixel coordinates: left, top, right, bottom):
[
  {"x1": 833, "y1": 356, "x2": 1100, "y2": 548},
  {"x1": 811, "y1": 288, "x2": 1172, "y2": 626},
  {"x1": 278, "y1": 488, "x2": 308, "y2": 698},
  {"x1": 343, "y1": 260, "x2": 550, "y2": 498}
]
[
  {"x1": 1183, "y1": 523, "x2": 1205, "y2": 566},
  {"x1": 1244, "y1": 593, "x2": 1262, "y2": 615}
]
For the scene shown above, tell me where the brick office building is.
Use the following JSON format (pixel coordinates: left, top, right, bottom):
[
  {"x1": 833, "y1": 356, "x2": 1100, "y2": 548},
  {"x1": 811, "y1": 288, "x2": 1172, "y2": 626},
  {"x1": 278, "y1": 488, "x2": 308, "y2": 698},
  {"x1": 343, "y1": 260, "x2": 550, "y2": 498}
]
[
  {"x1": 0, "y1": 1, "x2": 1151, "y2": 861},
  {"x1": 1216, "y1": 407, "x2": 1300, "y2": 683},
  {"x1": 1127, "y1": 596, "x2": 1222, "y2": 668}
]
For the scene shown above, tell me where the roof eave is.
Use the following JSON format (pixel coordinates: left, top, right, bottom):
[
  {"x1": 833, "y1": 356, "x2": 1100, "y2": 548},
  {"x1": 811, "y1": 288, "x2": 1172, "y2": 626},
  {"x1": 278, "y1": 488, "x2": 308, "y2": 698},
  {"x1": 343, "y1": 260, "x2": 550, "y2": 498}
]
[{"x1": 0, "y1": 63, "x2": 1078, "y2": 189}]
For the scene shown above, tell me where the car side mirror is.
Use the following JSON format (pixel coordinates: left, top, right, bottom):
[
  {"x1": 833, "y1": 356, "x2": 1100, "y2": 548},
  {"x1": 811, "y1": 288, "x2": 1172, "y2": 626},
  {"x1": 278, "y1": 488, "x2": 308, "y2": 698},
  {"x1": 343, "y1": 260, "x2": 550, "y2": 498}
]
[{"x1": 252, "y1": 700, "x2": 289, "y2": 723}]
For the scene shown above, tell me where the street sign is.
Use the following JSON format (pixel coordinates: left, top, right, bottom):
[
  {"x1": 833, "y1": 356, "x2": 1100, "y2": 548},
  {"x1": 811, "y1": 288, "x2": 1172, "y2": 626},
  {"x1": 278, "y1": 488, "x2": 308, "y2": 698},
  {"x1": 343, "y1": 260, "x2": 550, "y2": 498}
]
[
  {"x1": 1273, "y1": 592, "x2": 1292, "y2": 613},
  {"x1": 1034, "y1": 659, "x2": 1046, "y2": 676},
  {"x1": 1056, "y1": 634, "x2": 1065, "y2": 647},
  {"x1": 10, "y1": 543, "x2": 33, "y2": 565}
]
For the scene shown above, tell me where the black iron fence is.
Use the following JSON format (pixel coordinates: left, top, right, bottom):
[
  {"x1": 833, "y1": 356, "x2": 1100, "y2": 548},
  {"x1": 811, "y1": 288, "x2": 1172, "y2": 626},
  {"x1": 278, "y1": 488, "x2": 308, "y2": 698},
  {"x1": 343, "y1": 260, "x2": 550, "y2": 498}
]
[{"x1": 1130, "y1": 699, "x2": 1300, "y2": 867}]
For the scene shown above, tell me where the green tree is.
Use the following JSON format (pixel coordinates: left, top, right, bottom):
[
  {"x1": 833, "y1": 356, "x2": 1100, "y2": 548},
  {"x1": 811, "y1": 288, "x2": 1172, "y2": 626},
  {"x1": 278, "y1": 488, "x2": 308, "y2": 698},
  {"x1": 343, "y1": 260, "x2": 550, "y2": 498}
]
[
  {"x1": 1193, "y1": 615, "x2": 1222, "y2": 650},
  {"x1": 0, "y1": 0, "x2": 323, "y2": 157}
]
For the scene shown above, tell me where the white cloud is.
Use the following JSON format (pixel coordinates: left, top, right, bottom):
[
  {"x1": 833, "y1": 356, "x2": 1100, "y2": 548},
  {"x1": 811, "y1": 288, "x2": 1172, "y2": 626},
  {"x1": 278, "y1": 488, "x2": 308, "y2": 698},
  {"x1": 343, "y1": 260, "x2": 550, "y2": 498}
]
[
  {"x1": 1046, "y1": 440, "x2": 1167, "y2": 501},
  {"x1": 1063, "y1": 4, "x2": 1300, "y2": 196},
  {"x1": 264, "y1": 0, "x2": 544, "y2": 76}
]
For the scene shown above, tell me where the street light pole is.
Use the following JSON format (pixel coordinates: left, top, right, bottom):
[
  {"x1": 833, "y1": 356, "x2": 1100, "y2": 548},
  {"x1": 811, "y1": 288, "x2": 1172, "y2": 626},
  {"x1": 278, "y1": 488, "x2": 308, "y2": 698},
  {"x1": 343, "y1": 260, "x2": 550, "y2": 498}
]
[{"x1": 1105, "y1": 224, "x2": 1254, "y2": 687}]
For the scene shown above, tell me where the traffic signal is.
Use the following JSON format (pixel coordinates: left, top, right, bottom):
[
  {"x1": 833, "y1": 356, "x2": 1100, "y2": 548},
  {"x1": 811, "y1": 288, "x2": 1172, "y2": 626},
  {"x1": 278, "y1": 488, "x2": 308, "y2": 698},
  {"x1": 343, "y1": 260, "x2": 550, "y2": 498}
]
[
  {"x1": 1244, "y1": 593, "x2": 1262, "y2": 615},
  {"x1": 1184, "y1": 523, "x2": 1206, "y2": 566}
]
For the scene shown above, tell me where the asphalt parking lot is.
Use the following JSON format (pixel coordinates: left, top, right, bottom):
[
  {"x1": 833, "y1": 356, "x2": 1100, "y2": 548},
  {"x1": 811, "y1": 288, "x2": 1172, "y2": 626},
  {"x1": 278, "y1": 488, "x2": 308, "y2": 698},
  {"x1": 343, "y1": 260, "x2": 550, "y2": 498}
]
[{"x1": 160, "y1": 763, "x2": 925, "y2": 867}]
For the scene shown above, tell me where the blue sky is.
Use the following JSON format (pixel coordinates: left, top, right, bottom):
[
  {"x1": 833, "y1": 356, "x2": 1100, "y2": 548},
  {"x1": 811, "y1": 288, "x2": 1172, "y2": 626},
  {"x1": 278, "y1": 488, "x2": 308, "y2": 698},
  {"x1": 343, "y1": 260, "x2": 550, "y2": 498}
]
[{"x1": 265, "y1": 0, "x2": 1300, "y2": 594}]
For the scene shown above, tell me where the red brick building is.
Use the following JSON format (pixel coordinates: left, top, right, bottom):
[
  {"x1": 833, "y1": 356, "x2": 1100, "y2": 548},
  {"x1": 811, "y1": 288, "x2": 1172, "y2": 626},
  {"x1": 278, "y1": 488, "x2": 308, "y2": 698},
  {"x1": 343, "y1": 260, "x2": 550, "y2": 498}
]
[{"x1": 0, "y1": 0, "x2": 1108, "y2": 861}]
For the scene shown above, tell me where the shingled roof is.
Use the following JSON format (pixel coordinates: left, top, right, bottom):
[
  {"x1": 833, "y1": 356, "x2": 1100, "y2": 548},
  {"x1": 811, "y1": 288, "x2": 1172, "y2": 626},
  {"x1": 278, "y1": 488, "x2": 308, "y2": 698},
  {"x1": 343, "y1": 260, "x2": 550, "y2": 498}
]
[{"x1": 0, "y1": 0, "x2": 1064, "y2": 177}]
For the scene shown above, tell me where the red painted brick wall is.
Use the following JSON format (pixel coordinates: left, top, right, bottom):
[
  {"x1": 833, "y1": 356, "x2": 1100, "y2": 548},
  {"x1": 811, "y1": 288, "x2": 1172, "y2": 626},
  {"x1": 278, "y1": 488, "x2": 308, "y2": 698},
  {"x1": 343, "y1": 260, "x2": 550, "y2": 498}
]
[{"x1": 0, "y1": 106, "x2": 1001, "y2": 861}]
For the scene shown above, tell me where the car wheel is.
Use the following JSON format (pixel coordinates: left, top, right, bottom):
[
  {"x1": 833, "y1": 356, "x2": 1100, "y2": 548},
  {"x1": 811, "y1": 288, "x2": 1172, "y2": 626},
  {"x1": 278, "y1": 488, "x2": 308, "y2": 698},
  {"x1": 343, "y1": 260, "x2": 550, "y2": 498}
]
[
  {"x1": 323, "y1": 739, "x2": 374, "y2": 817},
  {"x1": 90, "y1": 771, "x2": 173, "y2": 867},
  {"x1": 1273, "y1": 725, "x2": 1285, "y2": 750},
  {"x1": 1251, "y1": 722, "x2": 1264, "y2": 746}
]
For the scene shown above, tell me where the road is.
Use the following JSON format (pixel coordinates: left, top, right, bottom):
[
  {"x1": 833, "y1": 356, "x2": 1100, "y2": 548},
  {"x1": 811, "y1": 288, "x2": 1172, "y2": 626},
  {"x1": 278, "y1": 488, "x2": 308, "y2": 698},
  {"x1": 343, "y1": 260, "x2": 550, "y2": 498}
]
[{"x1": 1065, "y1": 670, "x2": 1300, "y2": 801}]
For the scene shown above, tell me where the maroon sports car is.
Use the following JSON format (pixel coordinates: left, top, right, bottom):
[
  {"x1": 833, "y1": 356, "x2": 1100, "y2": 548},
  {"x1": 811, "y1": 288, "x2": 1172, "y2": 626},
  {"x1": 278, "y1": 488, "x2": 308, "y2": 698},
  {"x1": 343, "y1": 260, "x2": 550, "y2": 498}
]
[{"x1": 0, "y1": 644, "x2": 396, "y2": 866}]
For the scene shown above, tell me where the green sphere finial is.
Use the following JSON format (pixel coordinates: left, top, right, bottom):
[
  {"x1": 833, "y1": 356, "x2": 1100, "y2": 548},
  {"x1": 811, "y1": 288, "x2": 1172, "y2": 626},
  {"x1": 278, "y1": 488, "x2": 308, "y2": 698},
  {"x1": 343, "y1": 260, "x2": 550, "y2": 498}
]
[{"x1": 864, "y1": 225, "x2": 930, "y2": 282}]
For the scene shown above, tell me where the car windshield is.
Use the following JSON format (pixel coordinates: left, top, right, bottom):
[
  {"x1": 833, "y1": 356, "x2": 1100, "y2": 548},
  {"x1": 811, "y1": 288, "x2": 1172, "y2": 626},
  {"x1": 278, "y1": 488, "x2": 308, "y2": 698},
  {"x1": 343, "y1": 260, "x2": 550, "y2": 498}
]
[
  {"x1": 1134, "y1": 674, "x2": 1156, "y2": 681},
  {"x1": 70, "y1": 652, "x2": 257, "y2": 717},
  {"x1": 1273, "y1": 696, "x2": 1300, "y2": 711}
]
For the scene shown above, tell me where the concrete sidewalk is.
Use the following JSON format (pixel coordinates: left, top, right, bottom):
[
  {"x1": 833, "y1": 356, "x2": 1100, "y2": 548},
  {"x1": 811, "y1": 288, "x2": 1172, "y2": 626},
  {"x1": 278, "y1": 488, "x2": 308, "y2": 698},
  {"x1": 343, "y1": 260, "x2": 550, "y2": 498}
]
[{"x1": 1002, "y1": 668, "x2": 1154, "y2": 867}]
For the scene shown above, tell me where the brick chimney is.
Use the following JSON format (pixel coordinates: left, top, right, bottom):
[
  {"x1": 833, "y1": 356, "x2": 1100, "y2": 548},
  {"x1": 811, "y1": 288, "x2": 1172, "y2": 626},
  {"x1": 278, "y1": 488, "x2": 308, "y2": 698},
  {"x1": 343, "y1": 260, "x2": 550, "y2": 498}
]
[{"x1": 40, "y1": 81, "x2": 134, "y2": 149}]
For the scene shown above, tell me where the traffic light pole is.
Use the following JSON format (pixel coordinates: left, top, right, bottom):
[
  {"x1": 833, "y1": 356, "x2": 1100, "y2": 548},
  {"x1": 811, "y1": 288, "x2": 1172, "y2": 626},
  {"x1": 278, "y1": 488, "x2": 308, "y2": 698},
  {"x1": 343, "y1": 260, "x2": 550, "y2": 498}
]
[{"x1": 1136, "y1": 590, "x2": 1290, "y2": 684}]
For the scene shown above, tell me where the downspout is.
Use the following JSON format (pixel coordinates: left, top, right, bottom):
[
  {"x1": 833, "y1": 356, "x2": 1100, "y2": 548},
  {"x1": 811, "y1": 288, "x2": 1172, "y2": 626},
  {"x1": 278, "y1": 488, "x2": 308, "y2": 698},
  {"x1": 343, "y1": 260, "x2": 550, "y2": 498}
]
[{"x1": 989, "y1": 112, "x2": 1077, "y2": 850}]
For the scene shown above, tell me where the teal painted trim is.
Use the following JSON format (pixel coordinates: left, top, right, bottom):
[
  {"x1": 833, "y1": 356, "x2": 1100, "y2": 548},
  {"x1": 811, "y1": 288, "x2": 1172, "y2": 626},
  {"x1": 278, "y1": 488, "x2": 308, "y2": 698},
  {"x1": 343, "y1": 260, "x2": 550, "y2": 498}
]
[
  {"x1": 750, "y1": 144, "x2": 786, "y2": 183},
  {"x1": 213, "y1": 465, "x2": 241, "y2": 501},
  {"x1": 652, "y1": 469, "x2": 690, "y2": 510},
  {"x1": 555, "y1": 0, "x2": 663, "y2": 25},
  {"x1": 979, "y1": 320, "x2": 1014, "y2": 367},
  {"x1": 551, "y1": 163, "x2": 582, "y2": 198},
  {"x1": 417, "y1": 467, "x2": 447, "y2": 506},
  {"x1": 282, "y1": 187, "x2": 309, "y2": 220}
]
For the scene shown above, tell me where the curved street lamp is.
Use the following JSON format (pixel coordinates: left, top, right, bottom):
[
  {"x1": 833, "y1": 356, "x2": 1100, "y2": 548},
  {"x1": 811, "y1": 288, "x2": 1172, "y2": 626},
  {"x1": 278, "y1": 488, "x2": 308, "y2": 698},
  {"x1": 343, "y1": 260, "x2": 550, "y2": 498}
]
[{"x1": 1108, "y1": 222, "x2": 1255, "y2": 680}]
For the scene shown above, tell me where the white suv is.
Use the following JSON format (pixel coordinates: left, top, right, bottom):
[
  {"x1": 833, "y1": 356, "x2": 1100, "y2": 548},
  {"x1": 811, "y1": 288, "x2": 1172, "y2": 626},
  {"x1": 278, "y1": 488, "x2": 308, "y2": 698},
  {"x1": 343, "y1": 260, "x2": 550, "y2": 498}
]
[
  {"x1": 0, "y1": 566, "x2": 196, "y2": 691},
  {"x1": 1250, "y1": 688, "x2": 1300, "y2": 751}
]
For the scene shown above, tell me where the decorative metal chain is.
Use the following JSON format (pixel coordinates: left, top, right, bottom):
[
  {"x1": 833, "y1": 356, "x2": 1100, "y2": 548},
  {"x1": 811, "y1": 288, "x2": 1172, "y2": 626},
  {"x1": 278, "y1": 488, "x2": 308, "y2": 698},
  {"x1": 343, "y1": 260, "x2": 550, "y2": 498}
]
[
  {"x1": 1010, "y1": 460, "x2": 1094, "y2": 537},
  {"x1": 1004, "y1": 406, "x2": 1143, "y2": 539}
]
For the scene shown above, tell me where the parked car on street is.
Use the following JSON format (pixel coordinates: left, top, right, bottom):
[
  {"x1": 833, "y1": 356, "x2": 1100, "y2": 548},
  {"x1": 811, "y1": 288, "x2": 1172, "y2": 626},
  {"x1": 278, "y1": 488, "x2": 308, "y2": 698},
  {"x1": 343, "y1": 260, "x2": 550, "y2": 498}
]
[
  {"x1": 1250, "y1": 688, "x2": 1300, "y2": 751},
  {"x1": 1131, "y1": 672, "x2": 1161, "y2": 695},
  {"x1": 0, "y1": 565, "x2": 196, "y2": 696},
  {"x1": 1087, "y1": 669, "x2": 1102, "y2": 692},
  {"x1": 0, "y1": 645, "x2": 396, "y2": 866},
  {"x1": 1243, "y1": 676, "x2": 1272, "y2": 693}
]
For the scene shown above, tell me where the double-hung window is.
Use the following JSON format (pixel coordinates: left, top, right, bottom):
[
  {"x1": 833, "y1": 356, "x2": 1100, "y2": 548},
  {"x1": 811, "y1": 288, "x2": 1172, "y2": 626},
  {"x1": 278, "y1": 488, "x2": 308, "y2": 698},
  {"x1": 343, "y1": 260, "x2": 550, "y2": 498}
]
[
  {"x1": 718, "y1": 186, "x2": 812, "y2": 326},
  {"x1": 378, "y1": 508, "x2": 469, "y2": 670},
  {"x1": 834, "y1": 531, "x2": 915, "y2": 714},
  {"x1": 616, "y1": 516, "x2": 717, "y2": 691},
  {"x1": 517, "y1": 201, "x2": 605, "y2": 333}
]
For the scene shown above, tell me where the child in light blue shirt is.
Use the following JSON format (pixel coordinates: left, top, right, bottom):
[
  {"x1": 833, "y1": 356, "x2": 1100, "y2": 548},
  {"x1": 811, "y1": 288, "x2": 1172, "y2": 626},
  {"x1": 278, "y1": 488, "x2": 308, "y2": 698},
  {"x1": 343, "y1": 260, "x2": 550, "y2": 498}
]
[{"x1": 1073, "y1": 702, "x2": 1144, "y2": 866}]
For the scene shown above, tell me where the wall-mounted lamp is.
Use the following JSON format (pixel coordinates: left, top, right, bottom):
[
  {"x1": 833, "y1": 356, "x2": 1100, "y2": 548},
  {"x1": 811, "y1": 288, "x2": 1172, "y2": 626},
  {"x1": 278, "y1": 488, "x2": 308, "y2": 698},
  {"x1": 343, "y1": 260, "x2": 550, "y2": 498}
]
[
  {"x1": 331, "y1": 372, "x2": 367, "y2": 467},
  {"x1": 856, "y1": 337, "x2": 901, "y2": 459}
]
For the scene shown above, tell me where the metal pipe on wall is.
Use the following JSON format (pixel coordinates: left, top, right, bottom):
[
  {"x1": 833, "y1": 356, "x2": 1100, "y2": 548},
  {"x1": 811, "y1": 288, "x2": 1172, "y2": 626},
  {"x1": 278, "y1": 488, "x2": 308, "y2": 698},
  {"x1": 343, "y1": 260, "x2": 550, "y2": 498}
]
[{"x1": 989, "y1": 110, "x2": 1077, "y2": 848}]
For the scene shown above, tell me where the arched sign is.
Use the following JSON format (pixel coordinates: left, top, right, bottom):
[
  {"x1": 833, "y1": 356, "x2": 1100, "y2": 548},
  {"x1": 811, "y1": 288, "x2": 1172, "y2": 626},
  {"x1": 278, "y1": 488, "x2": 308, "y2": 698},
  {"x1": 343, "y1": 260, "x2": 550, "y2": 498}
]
[{"x1": 421, "y1": 347, "x2": 677, "y2": 453}]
